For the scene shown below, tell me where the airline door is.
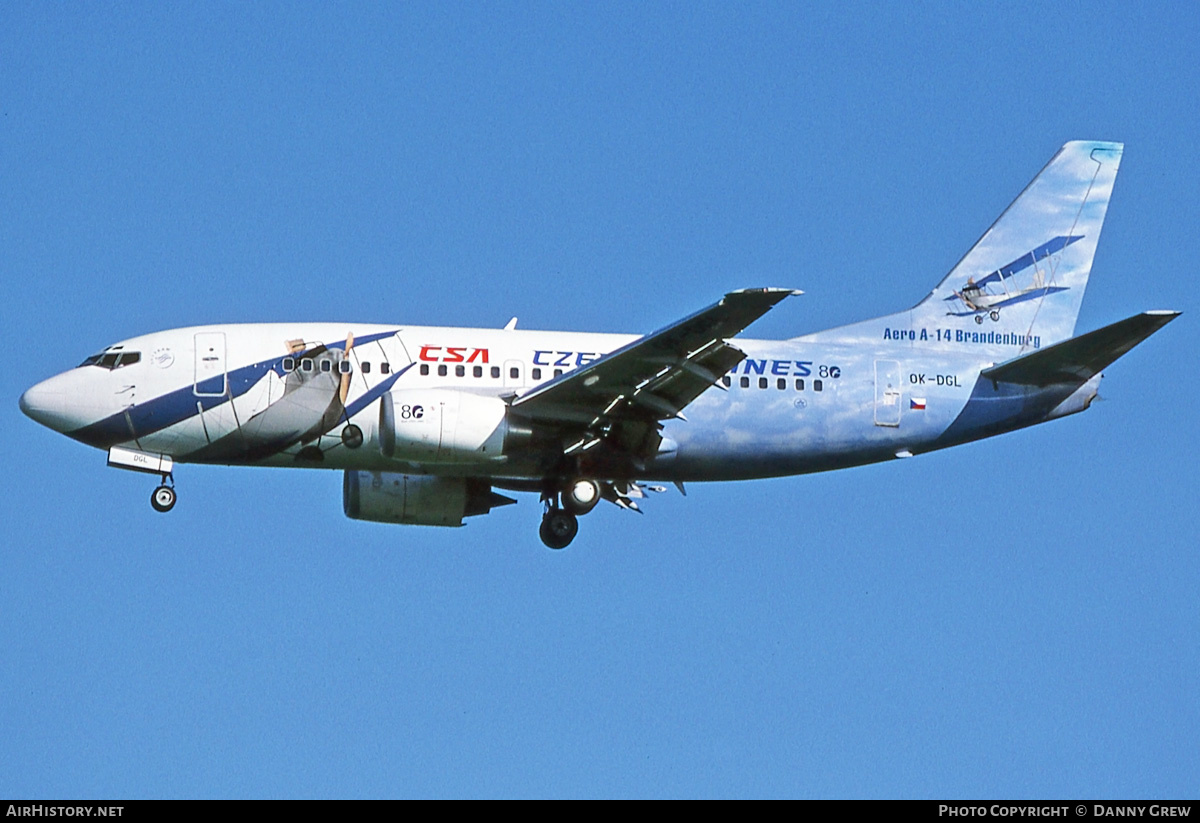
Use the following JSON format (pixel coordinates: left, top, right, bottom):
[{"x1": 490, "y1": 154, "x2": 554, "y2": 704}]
[{"x1": 874, "y1": 359, "x2": 902, "y2": 427}]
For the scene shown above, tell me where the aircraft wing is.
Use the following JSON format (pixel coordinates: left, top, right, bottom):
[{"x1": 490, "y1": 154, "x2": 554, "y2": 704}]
[
  {"x1": 511, "y1": 288, "x2": 798, "y2": 458},
  {"x1": 981, "y1": 310, "x2": 1180, "y2": 387}
]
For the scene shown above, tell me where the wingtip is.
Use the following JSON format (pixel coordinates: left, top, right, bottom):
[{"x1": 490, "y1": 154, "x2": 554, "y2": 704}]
[{"x1": 729, "y1": 287, "x2": 803, "y2": 297}]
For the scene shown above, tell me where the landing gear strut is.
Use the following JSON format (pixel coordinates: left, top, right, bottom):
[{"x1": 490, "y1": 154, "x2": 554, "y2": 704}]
[{"x1": 151, "y1": 475, "x2": 176, "y2": 513}]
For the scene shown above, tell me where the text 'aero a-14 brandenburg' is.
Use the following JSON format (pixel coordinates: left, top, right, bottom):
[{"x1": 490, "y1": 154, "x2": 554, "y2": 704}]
[{"x1": 20, "y1": 141, "x2": 1178, "y2": 549}]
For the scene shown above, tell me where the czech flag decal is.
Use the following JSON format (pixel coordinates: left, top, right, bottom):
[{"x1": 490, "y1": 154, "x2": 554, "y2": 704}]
[{"x1": 910, "y1": 398, "x2": 927, "y2": 410}]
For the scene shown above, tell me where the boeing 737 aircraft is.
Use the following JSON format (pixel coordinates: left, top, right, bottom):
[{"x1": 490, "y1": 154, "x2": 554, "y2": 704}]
[{"x1": 19, "y1": 141, "x2": 1179, "y2": 548}]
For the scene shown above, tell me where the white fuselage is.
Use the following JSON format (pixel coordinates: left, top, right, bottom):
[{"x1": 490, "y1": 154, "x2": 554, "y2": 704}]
[{"x1": 20, "y1": 320, "x2": 1085, "y2": 484}]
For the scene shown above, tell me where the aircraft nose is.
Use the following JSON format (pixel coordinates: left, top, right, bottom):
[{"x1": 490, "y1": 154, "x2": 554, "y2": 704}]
[
  {"x1": 20, "y1": 373, "x2": 95, "y2": 433},
  {"x1": 20, "y1": 379, "x2": 66, "y2": 430}
]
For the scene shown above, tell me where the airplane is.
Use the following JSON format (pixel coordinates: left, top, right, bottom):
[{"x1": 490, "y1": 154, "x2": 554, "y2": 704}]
[{"x1": 19, "y1": 140, "x2": 1179, "y2": 549}]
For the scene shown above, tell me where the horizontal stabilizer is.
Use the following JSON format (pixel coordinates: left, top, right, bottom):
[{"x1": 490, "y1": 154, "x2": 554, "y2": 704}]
[{"x1": 981, "y1": 311, "x2": 1180, "y2": 387}]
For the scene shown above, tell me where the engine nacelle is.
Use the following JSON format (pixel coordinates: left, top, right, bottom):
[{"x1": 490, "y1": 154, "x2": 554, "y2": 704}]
[
  {"x1": 379, "y1": 389, "x2": 523, "y2": 463},
  {"x1": 343, "y1": 471, "x2": 515, "y2": 527}
]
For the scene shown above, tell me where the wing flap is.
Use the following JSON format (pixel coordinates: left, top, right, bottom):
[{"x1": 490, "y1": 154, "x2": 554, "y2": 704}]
[{"x1": 981, "y1": 311, "x2": 1180, "y2": 387}]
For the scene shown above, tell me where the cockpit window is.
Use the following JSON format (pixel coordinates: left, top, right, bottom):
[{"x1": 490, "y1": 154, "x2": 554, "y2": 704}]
[{"x1": 79, "y1": 350, "x2": 141, "y2": 370}]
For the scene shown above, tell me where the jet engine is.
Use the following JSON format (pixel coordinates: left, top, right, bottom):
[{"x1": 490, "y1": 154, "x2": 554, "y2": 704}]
[
  {"x1": 378, "y1": 389, "x2": 529, "y2": 463},
  {"x1": 343, "y1": 471, "x2": 515, "y2": 527}
]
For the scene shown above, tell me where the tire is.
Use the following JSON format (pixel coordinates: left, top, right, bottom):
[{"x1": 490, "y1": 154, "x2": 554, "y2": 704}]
[
  {"x1": 974, "y1": 314, "x2": 984, "y2": 324},
  {"x1": 151, "y1": 485, "x2": 176, "y2": 513},
  {"x1": 989, "y1": 310, "x2": 1000, "y2": 322},
  {"x1": 562, "y1": 479, "x2": 601, "y2": 515},
  {"x1": 539, "y1": 510, "x2": 579, "y2": 549}
]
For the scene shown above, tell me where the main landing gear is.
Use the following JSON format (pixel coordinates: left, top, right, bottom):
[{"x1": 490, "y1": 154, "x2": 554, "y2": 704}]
[
  {"x1": 150, "y1": 474, "x2": 176, "y2": 513},
  {"x1": 539, "y1": 508, "x2": 578, "y2": 550},
  {"x1": 538, "y1": 478, "x2": 602, "y2": 549},
  {"x1": 974, "y1": 310, "x2": 1002, "y2": 324}
]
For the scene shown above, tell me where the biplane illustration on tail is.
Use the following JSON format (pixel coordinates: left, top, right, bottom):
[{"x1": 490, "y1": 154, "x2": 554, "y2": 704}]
[
  {"x1": 946, "y1": 235, "x2": 1079, "y2": 322},
  {"x1": 20, "y1": 141, "x2": 1179, "y2": 548}
]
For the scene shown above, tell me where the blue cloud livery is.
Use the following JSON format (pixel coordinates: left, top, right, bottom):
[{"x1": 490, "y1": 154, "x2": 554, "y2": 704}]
[{"x1": 19, "y1": 141, "x2": 1180, "y2": 549}]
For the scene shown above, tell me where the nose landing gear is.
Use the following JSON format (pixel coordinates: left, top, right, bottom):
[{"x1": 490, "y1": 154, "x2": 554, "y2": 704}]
[{"x1": 150, "y1": 474, "x2": 176, "y2": 513}]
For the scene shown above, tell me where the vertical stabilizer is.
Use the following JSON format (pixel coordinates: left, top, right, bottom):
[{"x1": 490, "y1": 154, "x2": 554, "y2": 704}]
[{"x1": 800, "y1": 141, "x2": 1123, "y2": 356}]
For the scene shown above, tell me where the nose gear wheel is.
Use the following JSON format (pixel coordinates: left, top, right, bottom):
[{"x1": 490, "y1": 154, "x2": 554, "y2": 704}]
[{"x1": 151, "y1": 484, "x2": 176, "y2": 512}]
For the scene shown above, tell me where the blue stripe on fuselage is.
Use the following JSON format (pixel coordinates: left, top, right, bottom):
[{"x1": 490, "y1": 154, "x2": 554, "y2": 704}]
[
  {"x1": 67, "y1": 329, "x2": 398, "y2": 449},
  {"x1": 342, "y1": 366, "x2": 407, "y2": 420}
]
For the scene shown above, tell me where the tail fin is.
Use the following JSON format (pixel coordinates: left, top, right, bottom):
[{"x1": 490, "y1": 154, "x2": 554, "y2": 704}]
[{"x1": 803, "y1": 141, "x2": 1123, "y2": 355}]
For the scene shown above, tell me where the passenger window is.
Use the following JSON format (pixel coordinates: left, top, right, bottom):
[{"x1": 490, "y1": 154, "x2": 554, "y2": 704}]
[
  {"x1": 722, "y1": 376, "x2": 731, "y2": 387},
  {"x1": 814, "y1": 379, "x2": 823, "y2": 391},
  {"x1": 740, "y1": 376, "x2": 749, "y2": 388},
  {"x1": 419, "y1": 364, "x2": 428, "y2": 376},
  {"x1": 455, "y1": 365, "x2": 465, "y2": 377},
  {"x1": 554, "y1": 369, "x2": 563, "y2": 378},
  {"x1": 510, "y1": 367, "x2": 519, "y2": 379},
  {"x1": 301, "y1": 359, "x2": 314, "y2": 373},
  {"x1": 438, "y1": 365, "x2": 447, "y2": 377},
  {"x1": 795, "y1": 378, "x2": 804, "y2": 390},
  {"x1": 491, "y1": 366, "x2": 500, "y2": 379},
  {"x1": 338, "y1": 361, "x2": 351, "y2": 374},
  {"x1": 362, "y1": 362, "x2": 371, "y2": 374},
  {"x1": 473, "y1": 366, "x2": 483, "y2": 378},
  {"x1": 777, "y1": 378, "x2": 786, "y2": 390},
  {"x1": 532, "y1": 368, "x2": 542, "y2": 380},
  {"x1": 380, "y1": 362, "x2": 390, "y2": 374},
  {"x1": 282, "y1": 357, "x2": 295, "y2": 372},
  {"x1": 758, "y1": 377, "x2": 768, "y2": 389},
  {"x1": 321, "y1": 360, "x2": 332, "y2": 373}
]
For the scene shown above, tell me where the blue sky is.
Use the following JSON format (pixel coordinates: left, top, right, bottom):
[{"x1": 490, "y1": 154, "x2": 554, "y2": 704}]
[{"x1": 2, "y1": 2, "x2": 1197, "y2": 798}]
